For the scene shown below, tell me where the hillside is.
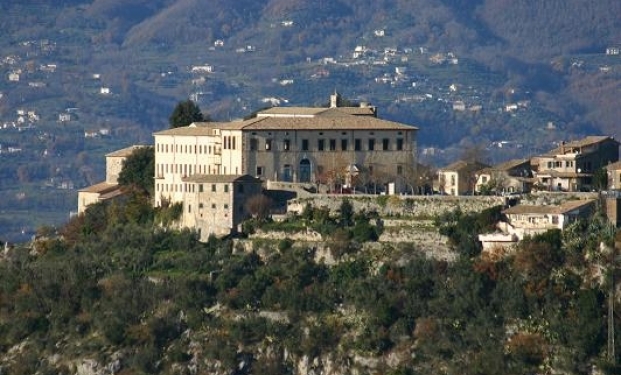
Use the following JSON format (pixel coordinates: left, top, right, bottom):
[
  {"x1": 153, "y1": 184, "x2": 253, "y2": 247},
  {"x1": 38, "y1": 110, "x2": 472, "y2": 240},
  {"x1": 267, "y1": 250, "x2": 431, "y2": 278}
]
[
  {"x1": 0, "y1": 194, "x2": 620, "y2": 374},
  {"x1": 1, "y1": 0, "x2": 621, "y2": 239}
]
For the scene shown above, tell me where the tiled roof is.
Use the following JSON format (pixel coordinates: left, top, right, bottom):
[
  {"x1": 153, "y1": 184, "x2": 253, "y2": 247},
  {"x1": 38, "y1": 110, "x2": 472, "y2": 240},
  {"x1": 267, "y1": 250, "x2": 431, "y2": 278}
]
[
  {"x1": 78, "y1": 182, "x2": 121, "y2": 194},
  {"x1": 154, "y1": 115, "x2": 416, "y2": 134},
  {"x1": 106, "y1": 145, "x2": 149, "y2": 157},
  {"x1": 542, "y1": 136, "x2": 618, "y2": 156},
  {"x1": 535, "y1": 170, "x2": 591, "y2": 178},
  {"x1": 503, "y1": 199, "x2": 596, "y2": 215},
  {"x1": 441, "y1": 160, "x2": 489, "y2": 172},
  {"x1": 182, "y1": 174, "x2": 262, "y2": 184},
  {"x1": 491, "y1": 158, "x2": 530, "y2": 171},
  {"x1": 257, "y1": 106, "x2": 376, "y2": 117}
]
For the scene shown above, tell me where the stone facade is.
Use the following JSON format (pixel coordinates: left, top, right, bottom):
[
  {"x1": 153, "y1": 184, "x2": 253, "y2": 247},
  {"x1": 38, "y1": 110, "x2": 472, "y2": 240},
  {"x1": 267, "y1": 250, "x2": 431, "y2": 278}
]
[
  {"x1": 180, "y1": 174, "x2": 263, "y2": 240},
  {"x1": 153, "y1": 94, "x2": 418, "y2": 207},
  {"x1": 77, "y1": 145, "x2": 146, "y2": 214}
]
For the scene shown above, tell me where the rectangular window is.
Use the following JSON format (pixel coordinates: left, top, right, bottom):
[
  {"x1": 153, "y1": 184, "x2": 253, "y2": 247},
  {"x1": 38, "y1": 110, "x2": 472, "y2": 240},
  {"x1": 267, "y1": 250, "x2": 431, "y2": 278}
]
[
  {"x1": 250, "y1": 138, "x2": 258, "y2": 150},
  {"x1": 211, "y1": 184, "x2": 216, "y2": 192},
  {"x1": 382, "y1": 138, "x2": 389, "y2": 150},
  {"x1": 224, "y1": 185, "x2": 229, "y2": 193},
  {"x1": 224, "y1": 204, "x2": 229, "y2": 210},
  {"x1": 547, "y1": 162, "x2": 553, "y2": 169},
  {"x1": 265, "y1": 139, "x2": 272, "y2": 151},
  {"x1": 396, "y1": 138, "x2": 404, "y2": 150},
  {"x1": 329, "y1": 139, "x2": 336, "y2": 151},
  {"x1": 284, "y1": 139, "x2": 291, "y2": 151},
  {"x1": 368, "y1": 139, "x2": 375, "y2": 151},
  {"x1": 302, "y1": 139, "x2": 309, "y2": 151},
  {"x1": 318, "y1": 139, "x2": 325, "y2": 151},
  {"x1": 341, "y1": 139, "x2": 348, "y2": 151},
  {"x1": 397, "y1": 165, "x2": 403, "y2": 175},
  {"x1": 355, "y1": 139, "x2": 361, "y2": 151},
  {"x1": 188, "y1": 204, "x2": 191, "y2": 213},
  {"x1": 212, "y1": 203, "x2": 216, "y2": 209},
  {"x1": 256, "y1": 166, "x2": 263, "y2": 176},
  {"x1": 199, "y1": 184, "x2": 204, "y2": 192}
]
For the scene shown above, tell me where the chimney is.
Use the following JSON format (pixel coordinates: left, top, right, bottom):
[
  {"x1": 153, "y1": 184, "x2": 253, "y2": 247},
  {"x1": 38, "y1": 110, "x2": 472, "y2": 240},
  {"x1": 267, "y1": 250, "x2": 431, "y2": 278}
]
[{"x1": 330, "y1": 91, "x2": 340, "y2": 108}]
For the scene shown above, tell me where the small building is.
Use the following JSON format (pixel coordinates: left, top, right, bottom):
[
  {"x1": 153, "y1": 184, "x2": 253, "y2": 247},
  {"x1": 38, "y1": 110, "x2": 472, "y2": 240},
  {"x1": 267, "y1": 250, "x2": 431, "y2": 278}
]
[
  {"x1": 533, "y1": 136, "x2": 620, "y2": 192},
  {"x1": 77, "y1": 145, "x2": 147, "y2": 214},
  {"x1": 180, "y1": 174, "x2": 263, "y2": 240},
  {"x1": 77, "y1": 182, "x2": 125, "y2": 214},
  {"x1": 479, "y1": 198, "x2": 597, "y2": 251},
  {"x1": 475, "y1": 158, "x2": 533, "y2": 195},
  {"x1": 438, "y1": 160, "x2": 489, "y2": 196}
]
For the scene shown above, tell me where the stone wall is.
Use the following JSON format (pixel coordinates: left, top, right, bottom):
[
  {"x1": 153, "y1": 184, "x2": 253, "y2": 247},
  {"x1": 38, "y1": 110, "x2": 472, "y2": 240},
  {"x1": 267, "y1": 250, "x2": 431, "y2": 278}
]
[{"x1": 287, "y1": 194, "x2": 505, "y2": 218}]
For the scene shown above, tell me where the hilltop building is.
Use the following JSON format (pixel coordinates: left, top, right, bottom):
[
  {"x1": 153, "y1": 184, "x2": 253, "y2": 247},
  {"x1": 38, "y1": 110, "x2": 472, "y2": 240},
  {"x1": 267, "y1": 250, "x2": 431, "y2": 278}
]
[
  {"x1": 153, "y1": 93, "x2": 418, "y2": 207},
  {"x1": 77, "y1": 145, "x2": 146, "y2": 214}
]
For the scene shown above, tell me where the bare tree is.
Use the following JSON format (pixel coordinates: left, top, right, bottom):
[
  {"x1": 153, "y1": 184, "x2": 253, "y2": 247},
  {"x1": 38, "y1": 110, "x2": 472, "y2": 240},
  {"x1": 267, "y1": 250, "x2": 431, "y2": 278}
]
[{"x1": 245, "y1": 194, "x2": 272, "y2": 221}]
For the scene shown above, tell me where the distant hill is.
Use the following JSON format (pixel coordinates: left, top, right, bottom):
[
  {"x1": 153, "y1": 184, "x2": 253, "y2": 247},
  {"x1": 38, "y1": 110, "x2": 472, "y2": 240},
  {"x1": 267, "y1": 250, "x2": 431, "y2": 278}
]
[{"x1": 1, "y1": 0, "x2": 621, "y2": 151}]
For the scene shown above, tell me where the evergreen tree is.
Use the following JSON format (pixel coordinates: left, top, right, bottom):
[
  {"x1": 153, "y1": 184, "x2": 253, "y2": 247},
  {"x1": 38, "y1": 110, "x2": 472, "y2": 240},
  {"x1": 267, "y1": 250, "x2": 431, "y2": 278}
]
[
  {"x1": 118, "y1": 146, "x2": 155, "y2": 197},
  {"x1": 168, "y1": 100, "x2": 208, "y2": 128}
]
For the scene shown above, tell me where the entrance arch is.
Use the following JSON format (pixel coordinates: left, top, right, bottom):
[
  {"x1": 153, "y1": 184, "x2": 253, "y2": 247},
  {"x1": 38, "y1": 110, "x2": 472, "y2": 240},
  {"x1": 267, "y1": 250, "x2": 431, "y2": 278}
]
[{"x1": 299, "y1": 159, "x2": 311, "y2": 183}]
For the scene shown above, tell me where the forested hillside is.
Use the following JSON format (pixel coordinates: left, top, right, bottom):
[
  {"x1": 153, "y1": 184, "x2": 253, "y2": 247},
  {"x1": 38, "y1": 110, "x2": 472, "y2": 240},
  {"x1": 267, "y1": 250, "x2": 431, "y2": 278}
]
[
  {"x1": 2, "y1": 0, "x2": 621, "y2": 240},
  {"x1": 1, "y1": 193, "x2": 620, "y2": 374}
]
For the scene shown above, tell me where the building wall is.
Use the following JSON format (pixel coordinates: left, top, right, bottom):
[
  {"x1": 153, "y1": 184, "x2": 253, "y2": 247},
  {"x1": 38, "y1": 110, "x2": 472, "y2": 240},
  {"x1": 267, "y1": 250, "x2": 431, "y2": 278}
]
[
  {"x1": 105, "y1": 156, "x2": 125, "y2": 184},
  {"x1": 77, "y1": 191, "x2": 101, "y2": 214},
  {"x1": 154, "y1": 133, "x2": 224, "y2": 206},
  {"x1": 181, "y1": 179, "x2": 263, "y2": 240},
  {"x1": 243, "y1": 128, "x2": 416, "y2": 185}
]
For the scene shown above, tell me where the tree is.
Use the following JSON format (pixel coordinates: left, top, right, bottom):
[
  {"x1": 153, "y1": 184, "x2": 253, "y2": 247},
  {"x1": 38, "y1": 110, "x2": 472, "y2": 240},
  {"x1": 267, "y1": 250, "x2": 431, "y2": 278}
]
[
  {"x1": 168, "y1": 100, "x2": 208, "y2": 128},
  {"x1": 245, "y1": 194, "x2": 272, "y2": 221},
  {"x1": 592, "y1": 167, "x2": 608, "y2": 191},
  {"x1": 118, "y1": 146, "x2": 155, "y2": 197}
]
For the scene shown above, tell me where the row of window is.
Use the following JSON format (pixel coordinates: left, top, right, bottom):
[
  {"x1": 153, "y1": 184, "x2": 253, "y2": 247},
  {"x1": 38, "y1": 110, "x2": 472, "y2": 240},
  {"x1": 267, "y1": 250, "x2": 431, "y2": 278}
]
[
  {"x1": 156, "y1": 164, "x2": 240, "y2": 176},
  {"x1": 255, "y1": 164, "x2": 404, "y2": 176},
  {"x1": 189, "y1": 203, "x2": 230, "y2": 212},
  {"x1": 155, "y1": 183, "x2": 243, "y2": 193},
  {"x1": 250, "y1": 137, "x2": 405, "y2": 152},
  {"x1": 546, "y1": 160, "x2": 574, "y2": 168},
  {"x1": 156, "y1": 143, "x2": 222, "y2": 155}
]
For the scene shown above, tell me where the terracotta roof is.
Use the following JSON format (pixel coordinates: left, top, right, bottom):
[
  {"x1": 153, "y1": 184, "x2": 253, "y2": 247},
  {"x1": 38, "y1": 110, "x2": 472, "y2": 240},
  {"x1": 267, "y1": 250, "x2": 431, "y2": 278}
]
[
  {"x1": 78, "y1": 182, "x2": 121, "y2": 194},
  {"x1": 155, "y1": 115, "x2": 416, "y2": 134},
  {"x1": 543, "y1": 136, "x2": 618, "y2": 156},
  {"x1": 106, "y1": 145, "x2": 149, "y2": 157},
  {"x1": 491, "y1": 158, "x2": 530, "y2": 171},
  {"x1": 182, "y1": 174, "x2": 262, "y2": 184},
  {"x1": 257, "y1": 106, "x2": 376, "y2": 117},
  {"x1": 441, "y1": 160, "x2": 489, "y2": 172},
  {"x1": 535, "y1": 170, "x2": 591, "y2": 178},
  {"x1": 503, "y1": 199, "x2": 596, "y2": 215}
]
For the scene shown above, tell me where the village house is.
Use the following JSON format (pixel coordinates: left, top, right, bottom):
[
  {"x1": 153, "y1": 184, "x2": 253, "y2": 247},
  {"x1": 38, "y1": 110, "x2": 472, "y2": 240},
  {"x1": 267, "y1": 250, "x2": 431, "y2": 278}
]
[
  {"x1": 478, "y1": 199, "x2": 597, "y2": 251},
  {"x1": 532, "y1": 136, "x2": 620, "y2": 192},
  {"x1": 77, "y1": 145, "x2": 145, "y2": 214},
  {"x1": 475, "y1": 158, "x2": 533, "y2": 195},
  {"x1": 153, "y1": 93, "x2": 418, "y2": 207},
  {"x1": 438, "y1": 160, "x2": 489, "y2": 196}
]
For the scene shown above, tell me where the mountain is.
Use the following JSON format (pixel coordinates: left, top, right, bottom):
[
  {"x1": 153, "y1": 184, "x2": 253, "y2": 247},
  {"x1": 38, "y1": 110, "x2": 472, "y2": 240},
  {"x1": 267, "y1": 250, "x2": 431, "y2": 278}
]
[{"x1": 1, "y1": 0, "x2": 621, "y2": 239}]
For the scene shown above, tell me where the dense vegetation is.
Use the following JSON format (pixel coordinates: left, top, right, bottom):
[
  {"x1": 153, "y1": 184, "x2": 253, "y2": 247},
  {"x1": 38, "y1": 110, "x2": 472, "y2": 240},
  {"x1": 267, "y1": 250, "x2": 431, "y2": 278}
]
[
  {"x1": 3, "y1": 0, "x2": 621, "y2": 240},
  {"x1": 1, "y1": 190, "x2": 620, "y2": 374}
]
